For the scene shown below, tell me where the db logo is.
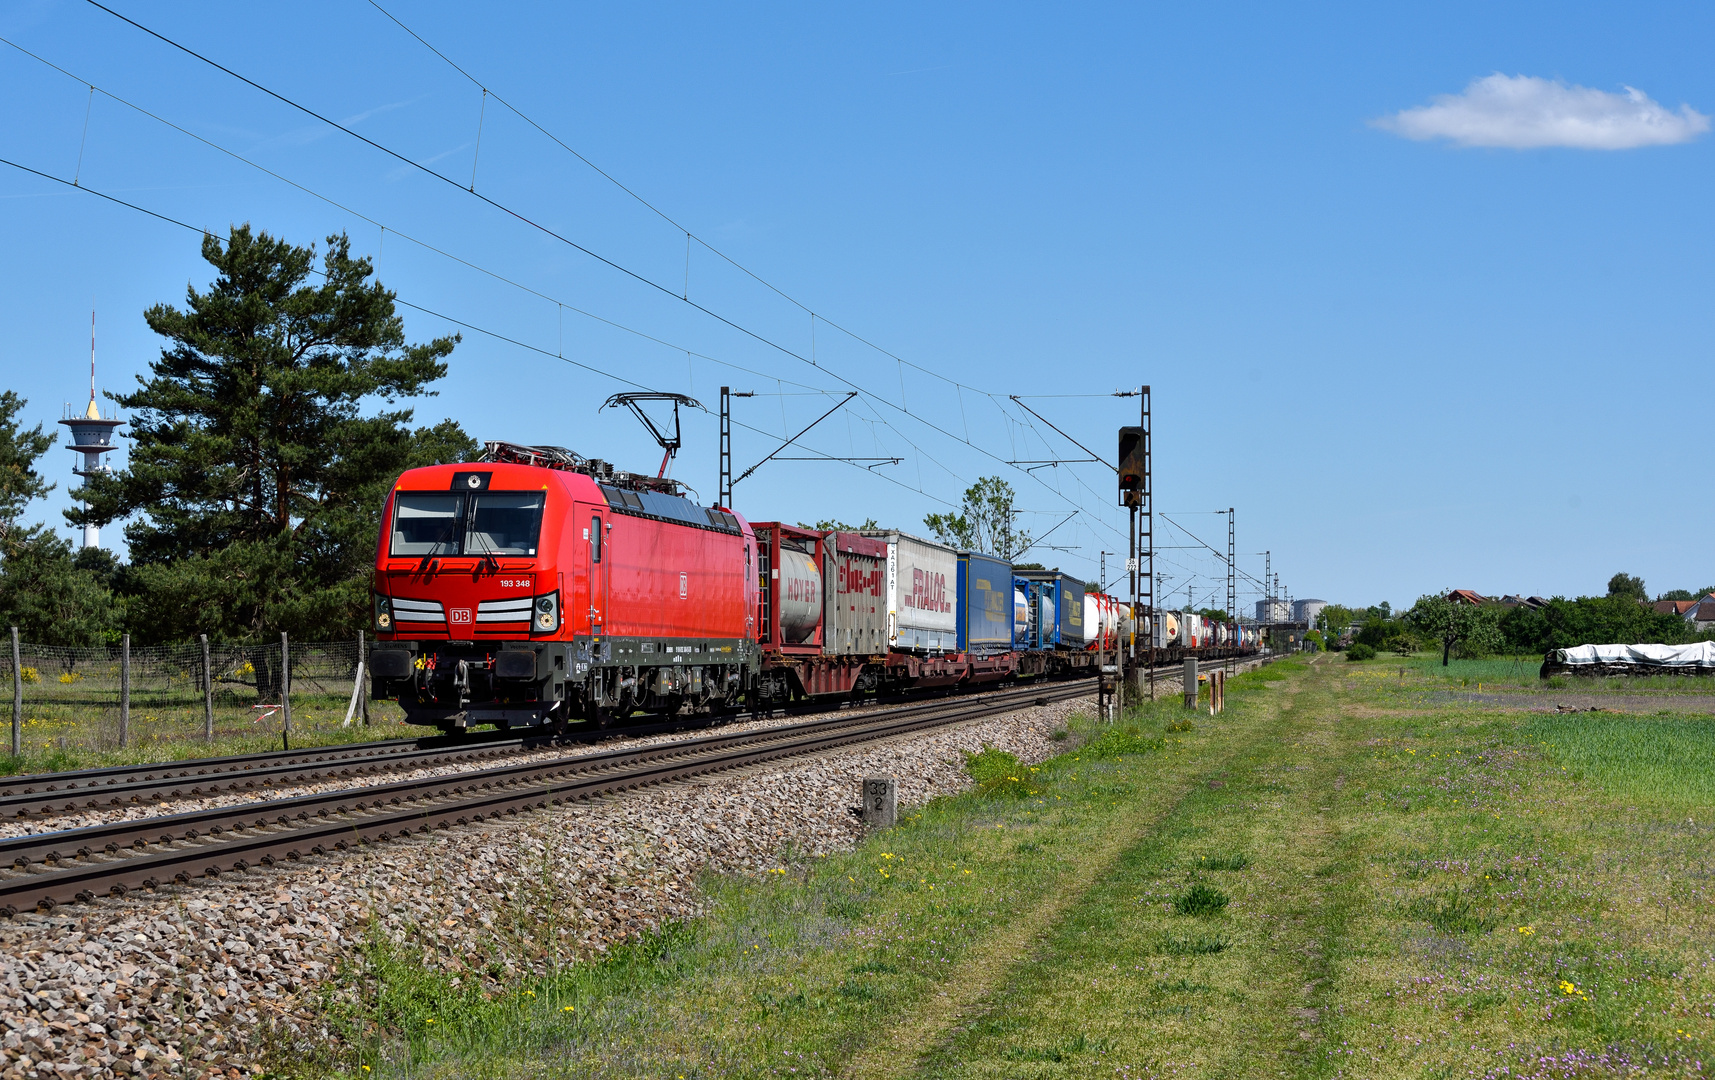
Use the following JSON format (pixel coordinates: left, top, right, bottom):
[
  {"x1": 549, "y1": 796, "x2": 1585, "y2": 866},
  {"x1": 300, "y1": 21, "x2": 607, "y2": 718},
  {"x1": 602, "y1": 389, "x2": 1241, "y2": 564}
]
[{"x1": 449, "y1": 609, "x2": 473, "y2": 625}]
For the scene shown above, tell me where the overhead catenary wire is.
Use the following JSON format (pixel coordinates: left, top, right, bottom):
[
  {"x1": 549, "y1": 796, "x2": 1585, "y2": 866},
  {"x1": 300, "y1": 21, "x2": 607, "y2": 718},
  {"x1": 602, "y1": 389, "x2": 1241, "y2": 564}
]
[
  {"x1": 0, "y1": 33, "x2": 856, "y2": 406},
  {"x1": 361, "y1": 0, "x2": 1015, "y2": 407},
  {"x1": 31, "y1": 10, "x2": 1144, "y2": 580},
  {"x1": 78, "y1": 1, "x2": 1130, "y2": 565},
  {"x1": 0, "y1": 153, "x2": 963, "y2": 510}
]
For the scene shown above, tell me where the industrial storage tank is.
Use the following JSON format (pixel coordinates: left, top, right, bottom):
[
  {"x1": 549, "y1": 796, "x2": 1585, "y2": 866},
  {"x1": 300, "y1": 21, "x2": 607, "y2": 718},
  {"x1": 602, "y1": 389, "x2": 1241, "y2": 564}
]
[
  {"x1": 1013, "y1": 584, "x2": 1031, "y2": 645},
  {"x1": 860, "y1": 529, "x2": 958, "y2": 652},
  {"x1": 957, "y1": 552, "x2": 1015, "y2": 656}
]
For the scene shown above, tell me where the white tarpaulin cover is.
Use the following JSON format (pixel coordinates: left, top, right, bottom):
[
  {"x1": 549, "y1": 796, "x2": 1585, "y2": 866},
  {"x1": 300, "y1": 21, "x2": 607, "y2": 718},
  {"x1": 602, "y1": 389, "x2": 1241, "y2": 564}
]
[{"x1": 1555, "y1": 642, "x2": 1715, "y2": 667}]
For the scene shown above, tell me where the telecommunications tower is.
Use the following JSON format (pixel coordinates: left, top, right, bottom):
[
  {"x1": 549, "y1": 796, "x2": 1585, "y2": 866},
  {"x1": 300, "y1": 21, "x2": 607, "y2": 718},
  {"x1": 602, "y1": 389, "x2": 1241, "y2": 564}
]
[{"x1": 59, "y1": 310, "x2": 121, "y2": 549}]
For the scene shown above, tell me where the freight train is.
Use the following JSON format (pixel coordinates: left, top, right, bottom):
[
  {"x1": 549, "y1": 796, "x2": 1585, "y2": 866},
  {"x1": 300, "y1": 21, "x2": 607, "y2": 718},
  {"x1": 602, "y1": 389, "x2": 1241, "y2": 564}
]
[{"x1": 366, "y1": 443, "x2": 1259, "y2": 731}]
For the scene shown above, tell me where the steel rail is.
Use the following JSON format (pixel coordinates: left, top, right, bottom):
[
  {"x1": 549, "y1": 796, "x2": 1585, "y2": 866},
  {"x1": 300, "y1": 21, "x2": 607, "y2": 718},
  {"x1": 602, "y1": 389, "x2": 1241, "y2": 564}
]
[
  {"x1": 0, "y1": 735, "x2": 552, "y2": 821},
  {"x1": 0, "y1": 680, "x2": 1084, "y2": 874},
  {"x1": 0, "y1": 677, "x2": 1097, "y2": 812},
  {"x1": 0, "y1": 680, "x2": 1095, "y2": 915}
]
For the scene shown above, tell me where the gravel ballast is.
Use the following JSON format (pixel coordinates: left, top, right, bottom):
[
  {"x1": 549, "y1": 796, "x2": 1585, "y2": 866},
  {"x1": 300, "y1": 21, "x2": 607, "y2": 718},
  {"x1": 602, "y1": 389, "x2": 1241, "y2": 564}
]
[{"x1": 0, "y1": 694, "x2": 1093, "y2": 1077}]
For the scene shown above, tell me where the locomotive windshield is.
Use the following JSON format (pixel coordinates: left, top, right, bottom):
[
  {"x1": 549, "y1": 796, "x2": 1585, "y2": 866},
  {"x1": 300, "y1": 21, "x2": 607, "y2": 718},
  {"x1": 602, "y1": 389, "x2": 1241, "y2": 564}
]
[
  {"x1": 466, "y1": 492, "x2": 545, "y2": 555},
  {"x1": 389, "y1": 491, "x2": 545, "y2": 557},
  {"x1": 391, "y1": 493, "x2": 462, "y2": 556}
]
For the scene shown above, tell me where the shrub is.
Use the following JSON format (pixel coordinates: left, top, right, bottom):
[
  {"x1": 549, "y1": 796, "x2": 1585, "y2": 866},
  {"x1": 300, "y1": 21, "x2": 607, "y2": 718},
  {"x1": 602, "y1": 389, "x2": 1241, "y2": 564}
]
[
  {"x1": 1173, "y1": 883, "x2": 1230, "y2": 917},
  {"x1": 963, "y1": 746, "x2": 1033, "y2": 798},
  {"x1": 1346, "y1": 643, "x2": 1377, "y2": 661}
]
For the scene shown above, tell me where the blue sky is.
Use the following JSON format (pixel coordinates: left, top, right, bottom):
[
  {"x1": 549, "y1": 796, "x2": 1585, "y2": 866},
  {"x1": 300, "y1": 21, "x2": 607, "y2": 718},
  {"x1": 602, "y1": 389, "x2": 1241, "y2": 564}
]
[{"x1": 2, "y1": 1, "x2": 1711, "y2": 612}]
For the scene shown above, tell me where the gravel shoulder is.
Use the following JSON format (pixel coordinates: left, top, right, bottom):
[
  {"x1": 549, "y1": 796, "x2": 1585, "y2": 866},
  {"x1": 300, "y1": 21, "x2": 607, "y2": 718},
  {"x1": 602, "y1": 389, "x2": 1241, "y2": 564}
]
[
  {"x1": 0, "y1": 687, "x2": 1041, "y2": 841},
  {"x1": 0, "y1": 694, "x2": 1092, "y2": 1078}
]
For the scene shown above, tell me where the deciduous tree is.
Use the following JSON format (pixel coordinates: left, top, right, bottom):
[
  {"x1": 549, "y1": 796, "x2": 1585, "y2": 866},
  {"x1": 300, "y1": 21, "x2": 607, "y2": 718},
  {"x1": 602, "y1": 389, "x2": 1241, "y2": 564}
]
[
  {"x1": 1406, "y1": 593, "x2": 1503, "y2": 666},
  {"x1": 924, "y1": 476, "x2": 1030, "y2": 559},
  {"x1": 1607, "y1": 572, "x2": 1648, "y2": 602}
]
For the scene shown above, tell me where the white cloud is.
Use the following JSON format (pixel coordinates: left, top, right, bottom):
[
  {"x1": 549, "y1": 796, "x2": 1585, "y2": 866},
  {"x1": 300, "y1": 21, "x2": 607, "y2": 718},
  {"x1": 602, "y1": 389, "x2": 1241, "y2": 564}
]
[{"x1": 1375, "y1": 74, "x2": 1709, "y2": 150}]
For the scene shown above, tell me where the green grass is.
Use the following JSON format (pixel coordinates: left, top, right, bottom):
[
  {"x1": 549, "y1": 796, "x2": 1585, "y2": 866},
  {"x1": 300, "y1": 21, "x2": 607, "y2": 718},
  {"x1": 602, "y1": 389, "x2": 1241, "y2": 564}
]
[
  {"x1": 1398, "y1": 652, "x2": 1715, "y2": 693},
  {"x1": 1527, "y1": 711, "x2": 1715, "y2": 804},
  {"x1": 288, "y1": 657, "x2": 1715, "y2": 1078},
  {"x1": 0, "y1": 696, "x2": 412, "y2": 777}
]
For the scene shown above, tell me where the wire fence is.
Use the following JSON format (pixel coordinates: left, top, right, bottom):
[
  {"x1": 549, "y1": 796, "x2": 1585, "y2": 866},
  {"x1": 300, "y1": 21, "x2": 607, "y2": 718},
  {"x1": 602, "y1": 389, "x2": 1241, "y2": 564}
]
[{"x1": 1, "y1": 631, "x2": 371, "y2": 756}]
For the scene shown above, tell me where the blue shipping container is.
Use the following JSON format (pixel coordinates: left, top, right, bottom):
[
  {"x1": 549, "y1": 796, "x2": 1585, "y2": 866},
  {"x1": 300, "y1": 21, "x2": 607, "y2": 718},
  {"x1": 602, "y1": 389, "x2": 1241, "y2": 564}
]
[
  {"x1": 958, "y1": 553, "x2": 1015, "y2": 655},
  {"x1": 1015, "y1": 570, "x2": 1087, "y2": 647}
]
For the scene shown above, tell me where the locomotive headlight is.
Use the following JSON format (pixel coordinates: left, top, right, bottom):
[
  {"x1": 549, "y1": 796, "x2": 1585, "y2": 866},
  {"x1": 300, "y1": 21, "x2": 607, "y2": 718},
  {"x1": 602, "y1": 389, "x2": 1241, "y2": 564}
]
[
  {"x1": 373, "y1": 594, "x2": 393, "y2": 631},
  {"x1": 532, "y1": 591, "x2": 560, "y2": 632}
]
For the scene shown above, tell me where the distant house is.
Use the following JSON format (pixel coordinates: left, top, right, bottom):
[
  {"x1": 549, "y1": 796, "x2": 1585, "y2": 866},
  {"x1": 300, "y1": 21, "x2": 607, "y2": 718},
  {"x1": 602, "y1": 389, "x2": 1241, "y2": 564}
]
[
  {"x1": 1693, "y1": 602, "x2": 1715, "y2": 634},
  {"x1": 1498, "y1": 595, "x2": 1549, "y2": 610},
  {"x1": 1653, "y1": 600, "x2": 1699, "y2": 617},
  {"x1": 1446, "y1": 590, "x2": 1486, "y2": 606}
]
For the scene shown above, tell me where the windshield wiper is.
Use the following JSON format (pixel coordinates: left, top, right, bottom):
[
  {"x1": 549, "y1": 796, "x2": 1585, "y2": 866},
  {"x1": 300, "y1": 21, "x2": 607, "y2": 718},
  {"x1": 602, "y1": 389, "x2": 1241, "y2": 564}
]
[
  {"x1": 467, "y1": 523, "x2": 501, "y2": 575},
  {"x1": 417, "y1": 504, "x2": 463, "y2": 573}
]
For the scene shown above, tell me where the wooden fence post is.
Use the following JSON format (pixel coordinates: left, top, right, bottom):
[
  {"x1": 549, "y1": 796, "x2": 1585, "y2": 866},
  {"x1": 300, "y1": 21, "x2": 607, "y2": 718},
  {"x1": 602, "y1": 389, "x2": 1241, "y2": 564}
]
[
  {"x1": 119, "y1": 633, "x2": 130, "y2": 750},
  {"x1": 9, "y1": 627, "x2": 20, "y2": 758},
  {"x1": 200, "y1": 634, "x2": 214, "y2": 741},
  {"x1": 280, "y1": 631, "x2": 292, "y2": 740}
]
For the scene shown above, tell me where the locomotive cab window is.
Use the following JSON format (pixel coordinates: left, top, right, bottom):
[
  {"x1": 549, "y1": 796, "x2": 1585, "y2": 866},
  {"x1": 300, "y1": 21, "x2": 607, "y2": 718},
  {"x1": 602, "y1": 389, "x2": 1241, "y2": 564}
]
[
  {"x1": 391, "y1": 493, "x2": 462, "y2": 556},
  {"x1": 590, "y1": 515, "x2": 603, "y2": 563},
  {"x1": 466, "y1": 492, "x2": 545, "y2": 556}
]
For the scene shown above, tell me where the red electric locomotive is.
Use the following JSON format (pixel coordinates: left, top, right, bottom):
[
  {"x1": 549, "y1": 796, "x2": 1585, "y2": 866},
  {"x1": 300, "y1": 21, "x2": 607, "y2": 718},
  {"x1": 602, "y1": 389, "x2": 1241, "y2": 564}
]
[{"x1": 367, "y1": 443, "x2": 759, "y2": 730}]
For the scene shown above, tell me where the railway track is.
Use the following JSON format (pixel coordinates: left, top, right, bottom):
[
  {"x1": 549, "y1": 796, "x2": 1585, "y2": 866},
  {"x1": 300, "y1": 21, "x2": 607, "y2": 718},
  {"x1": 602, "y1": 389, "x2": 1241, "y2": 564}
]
[
  {"x1": 0, "y1": 680, "x2": 1091, "y2": 820},
  {"x1": 0, "y1": 678, "x2": 1098, "y2": 916}
]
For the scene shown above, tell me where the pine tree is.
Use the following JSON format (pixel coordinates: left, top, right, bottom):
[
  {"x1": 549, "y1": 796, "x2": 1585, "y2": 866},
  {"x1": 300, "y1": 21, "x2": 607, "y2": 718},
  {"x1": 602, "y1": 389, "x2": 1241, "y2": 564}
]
[{"x1": 72, "y1": 225, "x2": 476, "y2": 642}]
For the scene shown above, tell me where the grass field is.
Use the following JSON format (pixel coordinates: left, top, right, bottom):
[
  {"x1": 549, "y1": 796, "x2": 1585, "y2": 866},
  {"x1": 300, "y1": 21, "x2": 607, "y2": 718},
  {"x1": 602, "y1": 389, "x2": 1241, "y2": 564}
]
[
  {"x1": 0, "y1": 696, "x2": 413, "y2": 777},
  {"x1": 291, "y1": 656, "x2": 1715, "y2": 1079},
  {"x1": 1346, "y1": 650, "x2": 1715, "y2": 694}
]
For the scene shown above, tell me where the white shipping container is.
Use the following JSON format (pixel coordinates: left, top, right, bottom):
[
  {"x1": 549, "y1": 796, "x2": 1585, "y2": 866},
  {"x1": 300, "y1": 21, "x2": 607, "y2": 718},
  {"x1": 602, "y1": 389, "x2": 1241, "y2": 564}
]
[{"x1": 861, "y1": 530, "x2": 958, "y2": 652}]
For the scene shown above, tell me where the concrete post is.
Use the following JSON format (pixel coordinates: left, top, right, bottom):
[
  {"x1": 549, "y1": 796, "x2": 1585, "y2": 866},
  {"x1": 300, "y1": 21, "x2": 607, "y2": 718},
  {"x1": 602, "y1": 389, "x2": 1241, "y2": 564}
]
[
  {"x1": 119, "y1": 633, "x2": 130, "y2": 749},
  {"x1": 1182, "y1": 656, "x2": 1198, "y2": 710},
  {"x1": 862, "y1": 777, "x2": 897, "y2": 828},
  {"x1": 9, "y1": 627, "x2": 20, "y2": 758},
  {"x1": 358, "y1": 631, "x2": 370, "y2": 725},
  {"x1": 200, "y1": 634, "x2": 214, "y2": 741}
]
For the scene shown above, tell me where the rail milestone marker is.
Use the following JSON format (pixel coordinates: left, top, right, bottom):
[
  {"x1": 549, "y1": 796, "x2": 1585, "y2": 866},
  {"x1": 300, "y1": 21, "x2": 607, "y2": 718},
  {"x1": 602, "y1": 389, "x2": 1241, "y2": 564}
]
[{"x1": 862, "y1": 777, "x2": 897, "y2": 828}]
